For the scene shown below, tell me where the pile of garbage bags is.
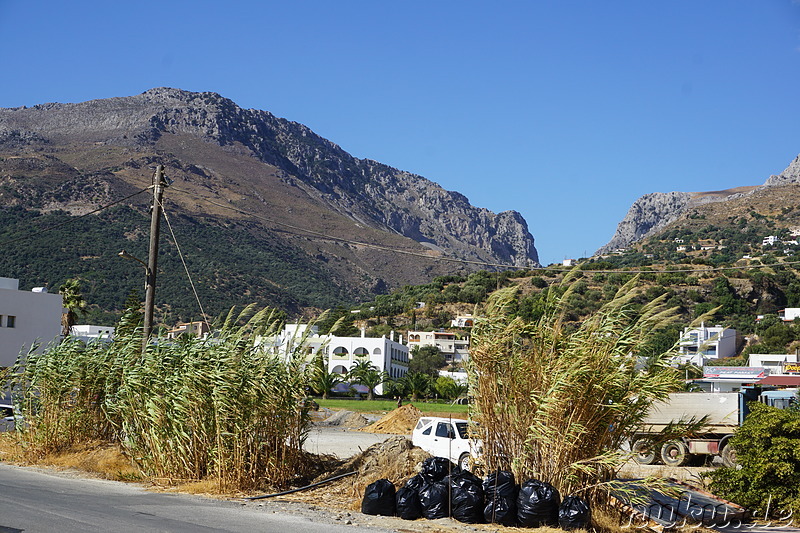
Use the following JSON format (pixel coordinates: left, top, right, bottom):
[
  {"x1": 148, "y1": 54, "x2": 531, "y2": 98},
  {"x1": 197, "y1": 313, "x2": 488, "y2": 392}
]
[{"x1": 361, "y1": 457, "x2": 591, "y2": 529}]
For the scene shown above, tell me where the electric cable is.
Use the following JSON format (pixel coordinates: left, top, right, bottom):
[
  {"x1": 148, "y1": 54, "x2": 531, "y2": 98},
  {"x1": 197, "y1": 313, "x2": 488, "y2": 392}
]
[
  {"x1": 0, "y1": 185, "x2": 152, "y2": 247},
  {"x1": 158, "y1": 198, "x2": 212, "y2": 333},
  {"x1": 167, "y1": 185, "x2": 800, "y2": 276}
]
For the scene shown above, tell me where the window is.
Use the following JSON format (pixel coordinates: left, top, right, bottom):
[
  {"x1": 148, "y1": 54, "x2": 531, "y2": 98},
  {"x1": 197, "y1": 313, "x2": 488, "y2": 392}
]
[
  {"x1": 422, "y1": 426, "x2": 432, "y2": 436},
  {"x1": 6, "y1": 316, "x2": 15, "y2": 328},
  {"x1": 332, "y1": 346, "x2": 349, "y2": 357},
  {"x1": 435, "y1": 422, "x2": 454, "y2": 439},
  {"x1": 0, "y1": 315, "x2": 3, "y2": 327}
]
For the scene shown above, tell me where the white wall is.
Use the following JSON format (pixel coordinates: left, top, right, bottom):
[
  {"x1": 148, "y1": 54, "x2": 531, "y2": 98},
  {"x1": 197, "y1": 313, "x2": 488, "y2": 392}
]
[{"x1": 0, "y1": 279, "x2": 63, "y2": 367}]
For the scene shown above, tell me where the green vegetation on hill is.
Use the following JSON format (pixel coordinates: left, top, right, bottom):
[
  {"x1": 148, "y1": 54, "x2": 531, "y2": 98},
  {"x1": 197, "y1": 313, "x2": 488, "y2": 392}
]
[
  {"x1": 0, "y1": 205, "x2": 364, "y2": 325},
  {"x1": 337, "y1": 255, "x2": 800, "y2": 357}
]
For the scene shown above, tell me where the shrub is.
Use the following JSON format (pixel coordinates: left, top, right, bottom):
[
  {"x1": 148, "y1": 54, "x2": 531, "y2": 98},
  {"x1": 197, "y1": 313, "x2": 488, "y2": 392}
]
[{"x1": 708, "y1": 402, "x2": 800, "y2": 516}]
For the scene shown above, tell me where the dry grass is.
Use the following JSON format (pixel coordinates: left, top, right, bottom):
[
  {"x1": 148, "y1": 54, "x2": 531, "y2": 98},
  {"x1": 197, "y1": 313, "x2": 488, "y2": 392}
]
[{"x1": 0, "y1": 435, "x2": 138, "y2": 482}]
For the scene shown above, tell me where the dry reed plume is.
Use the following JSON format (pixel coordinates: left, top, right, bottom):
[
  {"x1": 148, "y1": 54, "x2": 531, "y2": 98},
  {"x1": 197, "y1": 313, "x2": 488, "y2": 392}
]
[
  {"x1": 468, "y1": 275, "x2": 684, "y2": 497},
  {"x1": 8, "y1": 305, "x2": 316, "y2": 491}
]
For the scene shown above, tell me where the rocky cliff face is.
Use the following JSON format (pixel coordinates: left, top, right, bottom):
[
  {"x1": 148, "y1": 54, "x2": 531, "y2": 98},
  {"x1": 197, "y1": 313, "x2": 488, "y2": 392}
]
[
  {"x1": 596, "y1": 154, "x2": 800, "y2": 255},
  {"x1": 0, "y1": 88, "x2": 539, "y2": 267},
  {"x1": 596, "y1": 192, "x2": 693, "y2": 254},
  {"x1": 763, "y1": 154, "x2": 800, "y2": 187}
]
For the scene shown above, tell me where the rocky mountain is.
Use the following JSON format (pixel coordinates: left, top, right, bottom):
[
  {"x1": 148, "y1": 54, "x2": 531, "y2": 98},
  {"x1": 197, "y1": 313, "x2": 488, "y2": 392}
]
[
  {"x1": 596, "y1": 154, "x2": 800, "y2": 254},
  {"x1": 0, "y1": 88, "x2": 539, "y2": 321}
]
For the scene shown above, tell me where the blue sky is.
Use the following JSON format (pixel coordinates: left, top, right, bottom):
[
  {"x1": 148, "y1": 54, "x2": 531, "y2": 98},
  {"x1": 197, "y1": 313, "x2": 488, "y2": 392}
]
[{"x1": 1, "y1": 1, "x2": 799, "y2": 265}]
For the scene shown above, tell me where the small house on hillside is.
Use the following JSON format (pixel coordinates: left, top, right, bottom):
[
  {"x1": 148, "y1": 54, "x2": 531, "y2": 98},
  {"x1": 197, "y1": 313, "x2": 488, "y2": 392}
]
[
  {"x1": 167, "y1": 321, "x2": 210, "y2": 340},
  {"x1": 407, "y1": 329, "x2": 470, "y2": 363},
  {"x1": 677, "y1": 324, "x2": 740, "y2": 366}
]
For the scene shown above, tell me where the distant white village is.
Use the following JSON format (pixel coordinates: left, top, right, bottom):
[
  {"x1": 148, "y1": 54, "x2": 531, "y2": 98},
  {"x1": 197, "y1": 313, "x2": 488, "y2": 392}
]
[{"x1": 3, "y1": 273, "x2": 800, "y2": 395}]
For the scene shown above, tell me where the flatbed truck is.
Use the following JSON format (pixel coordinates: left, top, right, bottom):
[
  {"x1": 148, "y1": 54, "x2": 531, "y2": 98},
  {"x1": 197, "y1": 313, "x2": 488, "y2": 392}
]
[{"x1": 629, "y1": 386, "x2": 796, "y2": 467}]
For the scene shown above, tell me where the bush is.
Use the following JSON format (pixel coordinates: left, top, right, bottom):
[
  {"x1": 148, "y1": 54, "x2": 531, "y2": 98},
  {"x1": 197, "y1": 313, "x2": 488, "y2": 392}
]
[{"x1": 708, "y1": 402, "x2": 800, "y2": 516}]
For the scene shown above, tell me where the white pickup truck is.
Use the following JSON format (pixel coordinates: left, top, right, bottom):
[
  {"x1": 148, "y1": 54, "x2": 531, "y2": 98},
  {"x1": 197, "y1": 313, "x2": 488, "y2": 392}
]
[{"x1": 411, "y1": 416, "x2": 480, "y2": 471}]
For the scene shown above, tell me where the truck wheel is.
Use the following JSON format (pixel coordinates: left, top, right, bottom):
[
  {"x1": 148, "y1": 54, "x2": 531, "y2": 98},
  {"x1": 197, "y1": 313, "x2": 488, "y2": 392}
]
[
  {"x1": 721, "y1": 445, "x2": 737, "y2": 467},
  {"x1": 631, "y1": 439, "x2": 657, "y2": 465},
  {"x1": 458, "y1": 453, "x2": 471, "y2": 471},
  {"x1": 660, "y1": 440, "x2": 690, "y2": 467}
]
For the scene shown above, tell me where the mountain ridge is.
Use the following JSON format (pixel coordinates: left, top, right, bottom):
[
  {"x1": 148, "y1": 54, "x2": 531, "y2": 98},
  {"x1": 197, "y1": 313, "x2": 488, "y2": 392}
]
[
  {"x1": 597, "y1": 154, "x2": 800, "y2": 255},
  {"x1": 1, "y1": 87, "x2": 539, "y2": 268},
  {"x1": 0, "y1": 88, "x2": 538, "y2": 321}
]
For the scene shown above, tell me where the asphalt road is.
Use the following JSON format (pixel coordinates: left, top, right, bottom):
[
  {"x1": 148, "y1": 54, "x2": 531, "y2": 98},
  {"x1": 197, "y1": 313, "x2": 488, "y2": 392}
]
[{"x1": 0, "y1": 464, "x2": 393, "y2": 533}]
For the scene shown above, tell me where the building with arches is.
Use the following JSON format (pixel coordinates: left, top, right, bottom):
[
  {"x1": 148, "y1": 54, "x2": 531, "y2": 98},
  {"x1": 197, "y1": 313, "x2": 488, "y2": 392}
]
[{"x1": 264, "y1": 325, "x2": 410, "y2": 395}]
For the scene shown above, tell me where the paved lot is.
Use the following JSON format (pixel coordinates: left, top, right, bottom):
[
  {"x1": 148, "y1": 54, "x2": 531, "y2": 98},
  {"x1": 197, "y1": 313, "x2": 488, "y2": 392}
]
[{"x1": 303, "y1": 427, "x2": 400, "y2": 458}]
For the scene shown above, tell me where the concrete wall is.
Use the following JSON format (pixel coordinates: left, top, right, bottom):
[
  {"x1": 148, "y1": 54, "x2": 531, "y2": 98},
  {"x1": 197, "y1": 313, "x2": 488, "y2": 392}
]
[{"x1": 0, "y1": 279, "x2": 63, "y2": 367}]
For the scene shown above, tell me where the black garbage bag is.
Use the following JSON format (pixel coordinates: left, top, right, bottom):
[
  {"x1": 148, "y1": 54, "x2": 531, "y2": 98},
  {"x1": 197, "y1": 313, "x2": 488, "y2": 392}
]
[
  {"x1": 419, "y1": 480, "x2": 450, "y2": 519},
  {"x1": 483, "y1": 470, "x2": 518, "y2": 526},
  {"x1": 420, "y1": 456, "x2": 453, "y2": 483},
  {"x1": 517, "y1": 478, "x2": 561, "y2": 527},
  {"x1": 559, "y1": 495, "x2": 592, "y2": 530},
  {"x1": 361, "y1": 478, "x2": 396, "y2": 516},
  {"x1": 396, "y1": 486, "x2": 423, "y2": 520},
  {"x1": 404, "y1": 473, "x2": 426, "y2": 492},
  {"x1": 449, "y1": 469, "x2": 484, "y2": 524}
]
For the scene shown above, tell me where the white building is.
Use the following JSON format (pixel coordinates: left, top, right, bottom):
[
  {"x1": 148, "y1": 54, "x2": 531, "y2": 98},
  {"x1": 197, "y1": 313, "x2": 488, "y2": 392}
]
[
  {"x1": 696, "y1": 366, "x2": 770, "y2": 393},
  {"x1": 748, "y1": 353, "x2": 799, "y2": 375},
  {"x1": 762, "y1": 235, "x2": 780, "y2": 246},
  {"x1": 407, "y1": 330, "x2": 470, "y2": 363},
  {"x1": 677, "y1": 324, "x2": 739, "y2": 366},
  {"x1": 264, "y1": 325, "x2": 410, "y2": 394},
  {"x1": 70, "y1": 325, "x2": 115, "y2": 344},
  {"x1": 777, "y1": 308, "x2": 800, "y2": 322},
  {"x1": 0, "y1": 277, "x2": 63, "y2": 367},
  {"x1": 450, "y1": 315, "x2": 475, "y2": 328}
]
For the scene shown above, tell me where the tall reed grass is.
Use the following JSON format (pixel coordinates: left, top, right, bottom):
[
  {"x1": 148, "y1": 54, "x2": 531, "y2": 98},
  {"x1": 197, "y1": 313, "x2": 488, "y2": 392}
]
[
  {"x1": 468, "y1": 276, "x2": 685, "y2": 497},
  {"x1": 8, "y1": 306, "x2": 314, "y2": 491}
]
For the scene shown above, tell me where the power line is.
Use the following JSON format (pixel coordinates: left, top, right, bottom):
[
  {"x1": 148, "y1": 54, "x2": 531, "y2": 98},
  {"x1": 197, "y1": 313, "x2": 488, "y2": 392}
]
[
  {"x1": 0, "y1": 186, "x2": 152, "y2": 247},
  {"x1": 168, "y1": 185, "x2": 527, "y2": 270},
  {"x1": 3, "y1": 180, "x2": 798, "y2": 277},
  {"x1": 158, "y1": 198, "x2": 212, "y2": 332},
  {"x1": 169, "y1": 185, "x2": 800, "y2": 276}
]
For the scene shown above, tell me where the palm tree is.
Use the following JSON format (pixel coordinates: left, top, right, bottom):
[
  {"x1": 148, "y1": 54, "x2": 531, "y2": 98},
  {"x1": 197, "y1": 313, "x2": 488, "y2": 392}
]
[
  {"x1": 59, "y1": 278, "x2": 87, "y2": 337},
  {"x1": 310, "y1": 354, "x2": 343, "y2": 400},
  {"x1": 348, "y1": 361, "x2": 386, "y2": 401},
  {"x1": 402, "y1": 372, "x2": 431, "y2": 401}
]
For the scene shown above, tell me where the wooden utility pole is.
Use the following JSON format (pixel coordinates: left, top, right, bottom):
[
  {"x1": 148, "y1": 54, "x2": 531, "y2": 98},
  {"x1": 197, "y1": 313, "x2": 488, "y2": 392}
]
[{"x1": 143, "y1": 165, "x2": 168, "y2": 351}]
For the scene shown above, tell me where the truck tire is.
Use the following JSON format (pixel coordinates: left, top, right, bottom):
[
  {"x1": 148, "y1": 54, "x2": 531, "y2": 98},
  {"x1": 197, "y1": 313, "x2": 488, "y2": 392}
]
[
  {"x1": 458, "y1": 453, "x2": 471, "y2": 471},
  {"x1": 631, "y1": 439, "x2": 657, "y2": 465},
  {"x1": 660, "y1": 440, "x2": 690, "y2": 467},
  {"x1": 721, "y1": 445, "x2": 737, "y2": 467}
]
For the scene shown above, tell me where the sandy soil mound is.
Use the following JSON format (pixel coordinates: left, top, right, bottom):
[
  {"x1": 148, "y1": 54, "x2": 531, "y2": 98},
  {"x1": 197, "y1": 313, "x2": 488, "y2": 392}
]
[
  {"x1": 319, "y1": 409, "x2": 370, "y2": 428},
  {"x1": 359, "y1": 404, "x2": 422, "y2": 434},
  {"x1": 294, "y1": 435, "x2": 430, "y2": 510}
]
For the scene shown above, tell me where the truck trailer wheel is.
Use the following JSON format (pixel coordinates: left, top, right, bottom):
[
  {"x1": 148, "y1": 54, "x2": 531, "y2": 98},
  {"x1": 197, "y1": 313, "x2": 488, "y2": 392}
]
[
  {"x1": 721, "y1": 445, "x2": 737, "y2": 467},
  {"x1": 660, "y1": 440, "x2": 690, "y2": 467},
  {"x1": 631, "y1": 439, "x2": 657, "y2": 465}
]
